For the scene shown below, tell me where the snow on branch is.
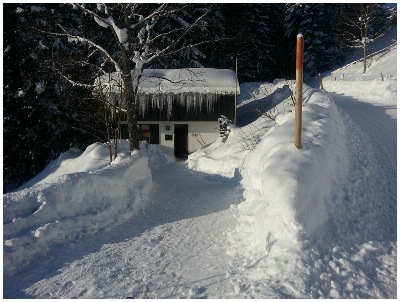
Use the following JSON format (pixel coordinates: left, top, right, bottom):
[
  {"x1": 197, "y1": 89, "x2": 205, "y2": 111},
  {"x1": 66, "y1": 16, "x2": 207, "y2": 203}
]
[
  {"x1": 74, "y1": 4, "x2": 127, "y2": 45},
  {"x1": 94, "y1": 15, "x2": 110, "y2": 28},
  {"x1": 58, "y1": 72, "x2": 94, "y2": 89}
]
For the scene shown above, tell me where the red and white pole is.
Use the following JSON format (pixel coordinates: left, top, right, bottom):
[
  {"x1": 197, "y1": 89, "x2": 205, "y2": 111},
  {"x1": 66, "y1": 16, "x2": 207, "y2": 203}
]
[{"x1": 294, "y1": 33, "x2": 304, "y2": 149}]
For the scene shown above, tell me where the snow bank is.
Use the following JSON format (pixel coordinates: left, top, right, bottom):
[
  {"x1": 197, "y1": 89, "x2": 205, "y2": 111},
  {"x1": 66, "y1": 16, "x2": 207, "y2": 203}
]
[
  {"x1": 16, "y1": 141, "x2": 172, "y2": 191},
  {"x1": 3, "y1": 146, "x2": 158, "y2": 277},
  {"x1": 16, "y1": 143, "x2": 112, "y2": 190},
  {"x1": 227, "y1": 86, "x2": 349, "y2": 277}
]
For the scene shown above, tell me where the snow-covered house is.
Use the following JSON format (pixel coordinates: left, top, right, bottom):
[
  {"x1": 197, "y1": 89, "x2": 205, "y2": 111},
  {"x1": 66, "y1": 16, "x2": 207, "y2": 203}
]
[{"x1": 96, "y1": 68, "x2": 239, "y2": 157}]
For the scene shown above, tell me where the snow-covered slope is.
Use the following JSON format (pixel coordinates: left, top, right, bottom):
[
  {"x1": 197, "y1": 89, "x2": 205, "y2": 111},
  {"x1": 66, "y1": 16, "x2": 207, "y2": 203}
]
[
  {"x1": 324, "y1": 44, "x2": 397, "y2": 104},
  {"x1": 190, "y1": 79, "x2": 350, "y2": 243}
]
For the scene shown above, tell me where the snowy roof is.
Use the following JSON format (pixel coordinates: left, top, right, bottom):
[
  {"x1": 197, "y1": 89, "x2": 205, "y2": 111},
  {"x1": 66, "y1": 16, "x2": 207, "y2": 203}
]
[{"x1": 96, "y1": 68, "x2": 240, "y2": 95}]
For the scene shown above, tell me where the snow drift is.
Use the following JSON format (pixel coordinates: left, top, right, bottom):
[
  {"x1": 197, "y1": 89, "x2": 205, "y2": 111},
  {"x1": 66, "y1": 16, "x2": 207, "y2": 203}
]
[
  {"x1": 3, "y1": 144, "x2": 164, "y2": 277},
  {"x1": 17, "y1": 142, "x2": 113, "y2": 190},
  {"x1": 188, "y1": 80, "x2": 293, "y2": 178},
  {"x1": 231, "y1": 87, "x2": 349, "y2": 244}
]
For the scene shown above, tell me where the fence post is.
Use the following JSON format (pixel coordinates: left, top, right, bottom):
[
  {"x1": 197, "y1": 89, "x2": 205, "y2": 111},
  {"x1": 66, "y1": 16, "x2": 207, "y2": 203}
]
[
  {"x1": 294, "y1": 33, "x2": 304, "y2": 149},
  {"x1": 318, "y1": 73, "x2": 324, "y2": 89}
]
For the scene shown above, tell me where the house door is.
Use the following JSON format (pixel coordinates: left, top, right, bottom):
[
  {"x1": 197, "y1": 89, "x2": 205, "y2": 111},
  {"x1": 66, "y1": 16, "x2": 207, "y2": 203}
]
[{"x1": 174, "y1": 124, "x2": 188, "y2": 157}]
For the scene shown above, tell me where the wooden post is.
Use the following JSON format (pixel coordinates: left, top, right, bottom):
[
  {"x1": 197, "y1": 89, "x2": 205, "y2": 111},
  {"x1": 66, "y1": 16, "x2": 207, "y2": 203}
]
[
  {"x1": 234, "y1": 57, "x2": 238, "y2": 125},
  {"x1": 318, "y1": 73, "x2": 324, "y2": 89},
  {"x1": 294, "y1": 33, "x2": 304, "y2": 149}
]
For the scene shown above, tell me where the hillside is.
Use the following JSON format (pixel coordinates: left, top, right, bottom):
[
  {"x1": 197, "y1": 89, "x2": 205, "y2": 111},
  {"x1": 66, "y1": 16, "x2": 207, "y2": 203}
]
[{"x1": 3, "y1": 32, "x2": 397, "y2": 298}]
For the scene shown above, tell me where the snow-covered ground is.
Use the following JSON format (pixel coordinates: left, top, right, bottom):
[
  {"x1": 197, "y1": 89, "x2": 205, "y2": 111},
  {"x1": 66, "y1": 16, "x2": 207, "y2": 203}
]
[{"x1": 3, "y1": 31, "x2": 397, "y2": 298}]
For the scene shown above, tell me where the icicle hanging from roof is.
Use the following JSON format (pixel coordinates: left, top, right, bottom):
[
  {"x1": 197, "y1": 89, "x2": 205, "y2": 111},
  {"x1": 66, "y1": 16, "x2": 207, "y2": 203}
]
[
  {"x1": 97, "y1": 68, "x2": 239, "y2": 120},
  {"x1": 96, "y1": 68, "x2": 239, "y2": 95}
]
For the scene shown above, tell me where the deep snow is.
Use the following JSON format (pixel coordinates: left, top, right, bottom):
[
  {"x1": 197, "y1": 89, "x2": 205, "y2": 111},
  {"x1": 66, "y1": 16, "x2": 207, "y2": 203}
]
[{"x1": 3, "y1": 30, "x2": 397, "y2": 298}]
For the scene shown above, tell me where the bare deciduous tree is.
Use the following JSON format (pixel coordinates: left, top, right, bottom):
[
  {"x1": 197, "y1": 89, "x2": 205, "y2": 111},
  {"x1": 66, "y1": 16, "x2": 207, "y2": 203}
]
[
  {"x1": 341, "y1": 4, "x2": 382, "y2": 73},
  {"x1": 45, "y1": 3, "x2": 213, "y2": 152}
]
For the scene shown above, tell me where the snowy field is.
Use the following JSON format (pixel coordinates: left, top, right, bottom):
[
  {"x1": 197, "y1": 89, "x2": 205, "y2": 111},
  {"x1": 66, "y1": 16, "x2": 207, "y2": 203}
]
[{"x1": 3, "y1": 32, "x2": 397, "y2": 298}]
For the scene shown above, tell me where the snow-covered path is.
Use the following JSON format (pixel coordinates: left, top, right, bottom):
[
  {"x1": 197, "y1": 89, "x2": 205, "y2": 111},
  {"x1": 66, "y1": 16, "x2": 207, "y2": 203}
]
[
  {"x1": 330, "y1": 93, "x2": 396, "y2": 246},
  {"x1": 4, "y1": 161, "x2": 241, "y2": 298},
  {"x1": 315, "y1": 92, "x2": 397, "y2": 298}
]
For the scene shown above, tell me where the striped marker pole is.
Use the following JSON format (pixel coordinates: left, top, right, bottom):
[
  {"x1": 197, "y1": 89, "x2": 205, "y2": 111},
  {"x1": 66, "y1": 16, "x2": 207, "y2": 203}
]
[{"x1": 294, "y1": 33, "x2": 304, "y2": 149}]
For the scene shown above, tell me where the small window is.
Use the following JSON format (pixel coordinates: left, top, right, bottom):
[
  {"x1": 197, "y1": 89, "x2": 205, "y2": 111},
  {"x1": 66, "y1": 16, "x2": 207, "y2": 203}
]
[
  {"x1": 119, "y1": 123, "x2": 129, "y2": 139},
  {"x1": 139, "y1": 124, "x2": 151, "y2": 142},
  {"x1": 165, "y1": 134, "x2": 173, "y2": 141}
]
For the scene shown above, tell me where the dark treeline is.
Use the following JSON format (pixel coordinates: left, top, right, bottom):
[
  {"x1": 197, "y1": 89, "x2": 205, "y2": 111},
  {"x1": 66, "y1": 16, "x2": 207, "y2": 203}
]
[{"x1": 3, "y1": 3, "x2": 396, "y2": 191}]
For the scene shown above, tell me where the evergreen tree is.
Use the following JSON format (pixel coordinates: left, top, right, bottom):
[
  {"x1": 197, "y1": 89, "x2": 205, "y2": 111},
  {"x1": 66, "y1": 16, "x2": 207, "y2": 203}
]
[
  {"x1": 265, "y1": 4, "x2": 292, "y2": 79},
  {"x1": 209, "y1": 3, "x2": 285, "y2": 82},
  {"x1": 150, "y1": 4, "x2": 224, "y2": 69},
  {"x1": 284, "y1": 3, "x2": 349, "y2": 78},
  {"x1": 369, "y1": 4, "x2": 395, "y2": 36},
  {"x1": 3, "y1": 4, "x2": 96, "y2": 191}
]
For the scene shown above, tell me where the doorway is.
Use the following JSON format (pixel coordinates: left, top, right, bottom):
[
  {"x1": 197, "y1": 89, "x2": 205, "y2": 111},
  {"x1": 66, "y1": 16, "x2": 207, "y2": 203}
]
[{"x1": 174, "y1": 124, "x2": 188, "y2": 157}]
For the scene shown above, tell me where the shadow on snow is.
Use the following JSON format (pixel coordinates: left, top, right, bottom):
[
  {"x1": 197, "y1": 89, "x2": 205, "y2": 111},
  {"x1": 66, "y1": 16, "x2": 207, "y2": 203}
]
[{"x1": 4, "y1": 161, "x2": 242, "y2": 298}]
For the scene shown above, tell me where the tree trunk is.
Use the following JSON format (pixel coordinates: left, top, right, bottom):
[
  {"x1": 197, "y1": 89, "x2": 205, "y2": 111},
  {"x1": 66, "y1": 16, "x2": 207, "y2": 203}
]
[
  {"x1": 104, "y1": 103, "x2": 113, "y2": 162},
  {"x1": 363, "y1": 40, "x2": 367, "y2": 73},
  {"x1": 113, "y1": 137, "x2": 118, "y2": 160},
  {"x1": 121, "y1": 49, "x2": 140, "y2": 152},
  {"x1": 124, "y1": 75, "x2": 140, "y2": 152},
  {"x1": 361, "y1": 4, "x2": 369, "y2": 74},
  {"x1": 362, "y1": 19, "x2": 367, "y2": 74}
]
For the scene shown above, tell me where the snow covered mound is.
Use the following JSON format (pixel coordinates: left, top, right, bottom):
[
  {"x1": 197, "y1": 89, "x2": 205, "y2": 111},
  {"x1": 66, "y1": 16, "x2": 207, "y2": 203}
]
[
  {"x1": 16, "y1": 140, "x2": 172, "y2": 191},
  {"x1": 16, "y1": 142, "x2": 113, "y2": 190},
  {"x1": 227, "y1": 86, "x2": 349, "y2": 272},
  {"x1": 3, "y1": 146, "x2": 159, "y2": 277}
]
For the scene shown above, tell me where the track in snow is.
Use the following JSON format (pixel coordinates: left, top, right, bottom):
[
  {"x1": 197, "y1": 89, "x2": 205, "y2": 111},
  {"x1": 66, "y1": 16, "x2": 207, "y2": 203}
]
[
  {"x1": 4, "y1": 161, "x2": 242, "y2": 299},
  {"x1": 309, "y1": 93, "x2": 397, "y2": 298}
]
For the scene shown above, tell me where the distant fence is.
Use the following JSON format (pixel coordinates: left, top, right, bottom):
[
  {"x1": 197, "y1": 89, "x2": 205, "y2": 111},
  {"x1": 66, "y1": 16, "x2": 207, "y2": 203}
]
[{"x1": 337, "y1": 42, "x2": 397, "y2": 71}]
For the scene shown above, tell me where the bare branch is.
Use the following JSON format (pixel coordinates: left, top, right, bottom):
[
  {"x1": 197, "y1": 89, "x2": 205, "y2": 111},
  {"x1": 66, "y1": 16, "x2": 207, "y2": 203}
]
[
  {"x1": 145, "y1": 6, "x2": 212, "y2": 63},
  {"x1": 45, "y1": 23, "x2": 122, "y2": 72},
  {"x1": 58, "y1": 72, "x2": 94, "y2": 89},
  {"x1": 129, "y1": 3, "x2": 168, "y2": 31}
]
